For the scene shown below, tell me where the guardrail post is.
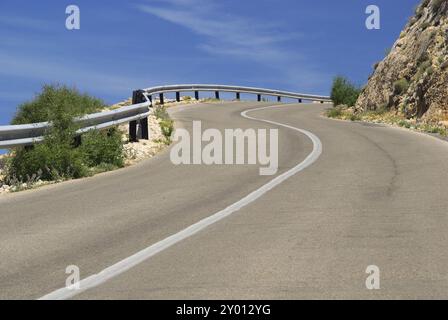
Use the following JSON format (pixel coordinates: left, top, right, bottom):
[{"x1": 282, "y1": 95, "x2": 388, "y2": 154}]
[
  {"x1": 298, "y1": 99, "x2": 302, "y2": 103},
  {"x1": 176, "y1": 92, "x2": 180, "y2": 102},
  {"x1": 195, "y1": 91, "x2": 199, "y2": 100},
  {"x1": 236, "y1": 92, "x2": 240, "y2": 100},
  {"x1": 73, "y1": 135, "x2": 82, "y2": 147},
  {"x1": 129, "y1": 90, "x2": 139, "y2": 142},
  {"x1": 215, "y1": 91, "x2": 220, "y2": 100},
  {"x1": 141, "y1": 119, "x2": 149, "y2": 140},
  {"x1": 130, "y1": 89, "x2": 148, "y2": 142},
  {"x1": 257, "y1": 94, "x2": 261, "y2": 102},
  {"x1": 129, "y1": 120, "x2": 137, "y2": 142},
  {"x1": 277, "y1": 96, "x2": 282, "y2": 102},
  {"x1": 159, "y1": 93, "x2": 164, "y2": 105}
]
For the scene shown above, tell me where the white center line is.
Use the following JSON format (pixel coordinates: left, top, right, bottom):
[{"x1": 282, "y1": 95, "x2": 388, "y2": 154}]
[{"x1": 39, "y1": 104, "x2": 323, "y2": 300}]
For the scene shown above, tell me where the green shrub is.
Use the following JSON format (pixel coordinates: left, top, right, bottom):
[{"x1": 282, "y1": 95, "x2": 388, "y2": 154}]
[
  {"x1": 398, "y1": 120, "x2": 411, "y2": 128},
  {"x1": 393, "y1": 78, "x2": 410, "y2": 95},
  {"x1": 326, "y1": 107, "x2": 343, "y2": 118},
  {"x1": 12, "y1": 84, "x2": 105, "y2": 124},
  {"x1": 416, "y1": 60, "x2": 433, "y2": 80},
  {"x1": 153, "y1": 106, "x2": 174, "y2": 142},
  {"x1": 153, "y1": 106, "x2": 170, "y2": 121},
  {"x1": 80, "y1": 128, "x2": 124, "y2": 168},
  {"x1": 330, "y1": 76, "x2": 361, "y2": 107},
  {"x1": 8, "y1": 142, "x2": 88, "y2": 182},
  {"x1": 8, "y1": 99, "x2": 88, "y2": 181},
  {"x1": 6, "y1": 85, "x2": 124, "y2": 183},
  {"x1": 160, "y1": 119, "x2": 174, "y2": 142}
]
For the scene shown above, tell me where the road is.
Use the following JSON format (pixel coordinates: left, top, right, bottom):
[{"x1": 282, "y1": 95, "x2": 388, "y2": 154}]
[{"x1": 1, "y1": 101, "x2": 448, "y2": 299}]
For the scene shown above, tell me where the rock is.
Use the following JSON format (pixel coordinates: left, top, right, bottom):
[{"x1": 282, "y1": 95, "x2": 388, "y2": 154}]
[
  {"x1": 119, "y1": 114, "x2": 168, "y2": 165},
  {"x1": 356, "y1": 0, "x2": 448, "y2": 123}
]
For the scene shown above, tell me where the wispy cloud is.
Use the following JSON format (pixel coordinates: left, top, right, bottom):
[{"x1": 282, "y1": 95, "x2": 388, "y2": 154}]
[
  {"x1": 0, "y1": 15, "x2": 51, "y2": 31},
  {"x1": 136, "y1": 0, "x2": 329, "y2": 91},
  {"x1": 137, "y1": 0, "x2": 299, "y2": 61},
  {"x1": 0, "y1": 51, "x2": 155, "y2": 97}
]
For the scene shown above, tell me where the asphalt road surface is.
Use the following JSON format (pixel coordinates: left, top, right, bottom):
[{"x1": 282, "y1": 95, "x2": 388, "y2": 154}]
[{"x1": 1, "y1": 101, "x2": 448, "y2": 299}]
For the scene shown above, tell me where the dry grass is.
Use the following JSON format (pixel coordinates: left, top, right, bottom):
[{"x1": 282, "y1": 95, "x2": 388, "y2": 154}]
[{"x1": 326, "y1": 106, "x2": 448, "y2": 137}]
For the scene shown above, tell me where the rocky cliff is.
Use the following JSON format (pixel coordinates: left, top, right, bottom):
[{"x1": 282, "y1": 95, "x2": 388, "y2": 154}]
[{"x1": 356, "y1": 0, "x2": 448, "y2": 124}]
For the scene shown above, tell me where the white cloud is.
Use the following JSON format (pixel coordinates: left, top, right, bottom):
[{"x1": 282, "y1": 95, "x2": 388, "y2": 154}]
[
  {"x1": 136, "y1": 0, "x2": 330, "y2": 91},
  {"x1": 0, "y1": 51, "x2": 154, "y2": 96},
  {"x1": 0, "y1": 15, "x2": 51, "y2": 30}
]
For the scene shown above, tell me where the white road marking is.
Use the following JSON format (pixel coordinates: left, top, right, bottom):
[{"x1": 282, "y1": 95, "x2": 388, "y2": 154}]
[{"x1": 39, "y1": 104, "x2": 323, "y2": 300}]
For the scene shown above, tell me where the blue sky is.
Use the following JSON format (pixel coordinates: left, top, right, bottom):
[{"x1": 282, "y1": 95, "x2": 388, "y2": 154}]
[{"x1": 0, "y1": 0, "x2": 420, "y2": 125}]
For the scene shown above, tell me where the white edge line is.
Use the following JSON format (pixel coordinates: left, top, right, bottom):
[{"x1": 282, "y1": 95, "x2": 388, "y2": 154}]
[{"x1": 38, "y1": 104, "x2": 322, "y2": 300}]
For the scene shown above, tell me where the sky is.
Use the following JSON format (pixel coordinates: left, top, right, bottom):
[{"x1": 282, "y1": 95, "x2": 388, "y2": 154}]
[{"x1": 0, "y1": 0, "x2": 421, "y2": 126}]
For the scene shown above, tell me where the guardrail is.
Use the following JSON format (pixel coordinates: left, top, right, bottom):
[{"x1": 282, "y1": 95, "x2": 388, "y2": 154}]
[{"x1": 0, "y1": 84, "x2": 331, "y2": 149}]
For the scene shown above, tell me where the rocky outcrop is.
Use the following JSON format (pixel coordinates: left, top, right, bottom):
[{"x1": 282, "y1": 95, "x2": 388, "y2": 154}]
[{"x1": 356, "y1": 0, "x2": 448, "y2": 124}]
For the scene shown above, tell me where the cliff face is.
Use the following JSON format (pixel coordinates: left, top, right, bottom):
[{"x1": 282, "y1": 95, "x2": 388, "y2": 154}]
[{"x1": 356, "y1": 0, "x2": 448, "y2": 123}]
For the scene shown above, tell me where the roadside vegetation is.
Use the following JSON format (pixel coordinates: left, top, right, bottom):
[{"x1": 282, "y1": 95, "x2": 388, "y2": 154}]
[
  {"x1": 326, "y1": 76, "x2": 448, "y2": 138},
  {"x1": 330, "y1": 76, "x2": 361, "y2": 107},
  {"x1": 153, "y1": 105, "x2": 174, "y2": 144},
  {"x1": 2, "y1": 85, "x2": 124, "y2": 190},
  {"x1": 326, "y1": 104, "x2": 447, "y2": 137},
  {"x1": 12, "y1": 85, "x2": 105, "y2": 125},
  {"x1": 0, "y1": 84, "x2": 174, "y2": 193}
]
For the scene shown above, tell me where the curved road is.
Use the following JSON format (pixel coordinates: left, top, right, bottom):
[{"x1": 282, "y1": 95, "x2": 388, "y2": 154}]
[{"x1": 1, "y1": 102, "x2": 448, "y2": 299}]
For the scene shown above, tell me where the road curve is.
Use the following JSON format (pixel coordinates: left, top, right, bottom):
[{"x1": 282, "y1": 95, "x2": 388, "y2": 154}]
[{"x1": 2, "y1": 102, "x2": 448, "y2": 299}]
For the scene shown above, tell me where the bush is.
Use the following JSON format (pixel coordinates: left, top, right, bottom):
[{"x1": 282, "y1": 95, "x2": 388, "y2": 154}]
[
  {"x1": 154, "y1": 106, "x2": 174, "y2": 142},
  {"x1": 393, "y1": 78, "x2": 410, "y2": 95},
  {"x1": 330, "y1": 76, "x2": 361, "y2": 107},
  {"x1": 80, "y1": 128, "x2": 124, "y2": 168},
  {"x1": 7, "y1": 99, "x2": 88, "y2": 181},
  {"x1": 6, "y1": 85, "x2": 124, "y2": 183},
  {"x1": 416, "y1": 60, "x2": 432, "y2": 80},
  {"x1": 326, "y1": 107, "x2": 343, "y2": 118},
  {"x1": 12, "y1": 84, "x2": 105, "y2": 124},
  {"x1": 160, "y1": 119, "x2": 174, "y2": 142},
  {"x1": 153, "y1": 105, "x2": 170, "y2": 121},
  {"x1": 8, "y1": 142, "x2": 88, "y2": 182}
]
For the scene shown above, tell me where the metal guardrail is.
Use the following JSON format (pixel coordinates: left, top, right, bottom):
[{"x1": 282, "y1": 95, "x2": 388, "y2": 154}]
[
  {"x1": 144, "y1": 84, "x2": 332, "y2": 104},
  {"x1": 0, "y1": 84, "x2": 331, "y2": 149}
]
